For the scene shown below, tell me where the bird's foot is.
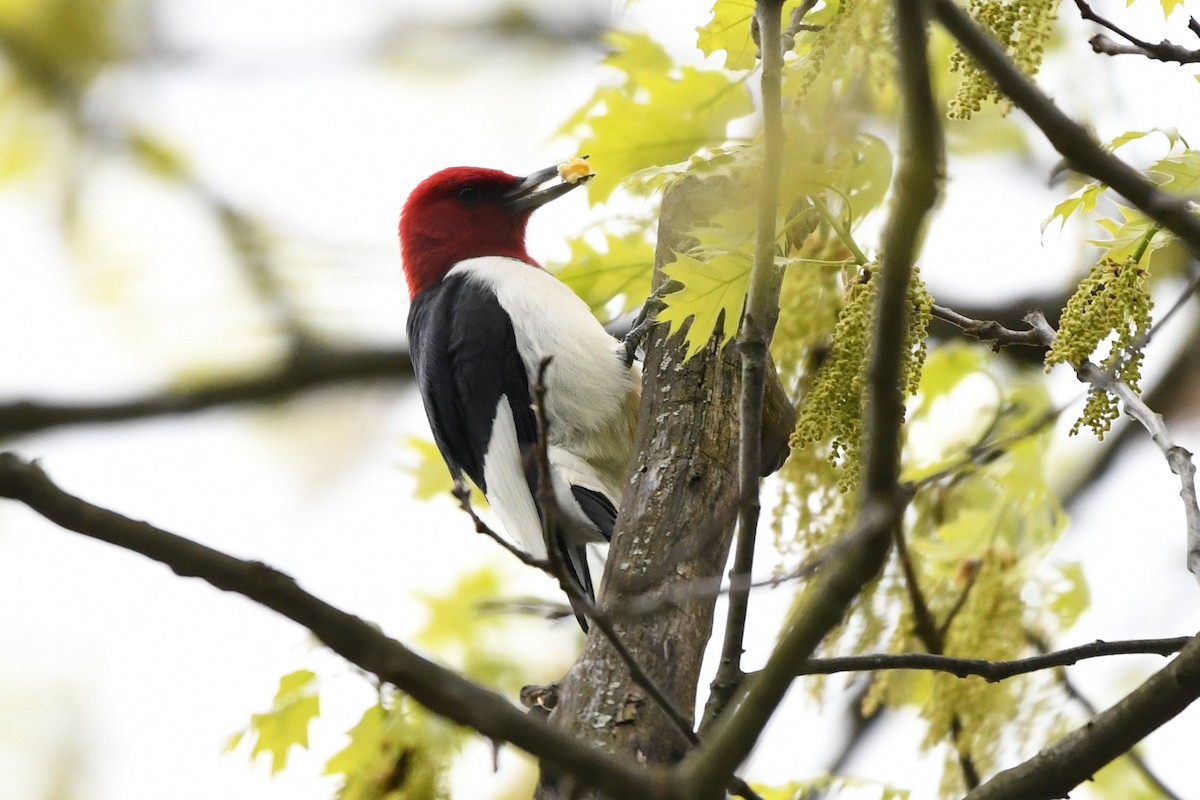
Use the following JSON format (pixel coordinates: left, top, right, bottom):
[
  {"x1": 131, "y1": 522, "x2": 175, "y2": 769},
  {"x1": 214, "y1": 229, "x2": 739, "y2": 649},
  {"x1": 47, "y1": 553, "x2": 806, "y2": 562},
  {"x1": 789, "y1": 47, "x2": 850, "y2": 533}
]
[
  {"x1": 621, "y1": 279, "x2": 681, "y2": 366},
  {"x1": 520, "y1": 682, "x2": 560, "y2": 715}
]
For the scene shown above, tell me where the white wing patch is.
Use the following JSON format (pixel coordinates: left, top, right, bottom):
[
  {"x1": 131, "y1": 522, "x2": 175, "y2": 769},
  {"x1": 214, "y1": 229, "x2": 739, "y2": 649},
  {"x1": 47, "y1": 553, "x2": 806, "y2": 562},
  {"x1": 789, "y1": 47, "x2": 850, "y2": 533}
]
[{"x1": 482, "y1": 395, "x2": 546, "y2": 559}]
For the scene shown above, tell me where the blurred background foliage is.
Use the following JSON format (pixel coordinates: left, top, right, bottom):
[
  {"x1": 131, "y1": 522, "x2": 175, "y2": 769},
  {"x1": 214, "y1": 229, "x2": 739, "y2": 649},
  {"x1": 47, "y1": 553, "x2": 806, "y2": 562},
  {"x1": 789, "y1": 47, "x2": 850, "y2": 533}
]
[{"x1": 3, "y1": 0, "x2": 1200, "y2": 799}]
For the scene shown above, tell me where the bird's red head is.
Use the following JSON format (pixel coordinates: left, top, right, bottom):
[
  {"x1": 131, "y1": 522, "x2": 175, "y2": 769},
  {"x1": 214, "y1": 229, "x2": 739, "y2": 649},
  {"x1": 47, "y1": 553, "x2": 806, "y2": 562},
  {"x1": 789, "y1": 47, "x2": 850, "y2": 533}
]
[{"x1": 399, "y1": 164, "x2": 582, "y2": 299}]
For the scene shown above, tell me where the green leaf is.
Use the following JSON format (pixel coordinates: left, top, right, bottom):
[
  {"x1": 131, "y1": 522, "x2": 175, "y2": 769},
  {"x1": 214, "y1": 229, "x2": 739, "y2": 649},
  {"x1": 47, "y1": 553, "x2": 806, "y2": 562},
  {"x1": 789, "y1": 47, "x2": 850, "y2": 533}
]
[
  {"x1": 1090, "y1": 205, "x2": 1167, "y2": 263},
  {"x1": 1047, "y1": 561, "x2": 1090, "y2": 630},
  {"x1": 657, "y1": 249, "x2": 752, "y2": 360},
  {"x1": 324, "y1": 703, "x2": 387, "y2": 779},
  {"x1": 397, "y1": 435, "x2": 486, "y2": 507},
  {"x1": 326, "y1": 701, "x2": 449, "y2": 800},
  {"x1": 835, "y1": 134, "x2": 894, "y2": 223},
  {"x1": 1042, "y1": 182, "x2": 1105, "y2": 234},
  {"x1": 550, "y1": 231, "x2": 655, "y2": 318},
  {"x1": 627, "y1": 144, "x2": 752, "y2": 195},
  {"x1": 1042, "y1": 130, "x2": 1189, "y2": 235},
  {"x1": 561, "y1": 31, "x2": 753, "y2": 203},
  {"x1": 1084, "y1": 149, "x2": 1200, "y2": 261},
  {"x1": 555, "y1": 31, "x2": 671, "y2": 149},
  {"x1": 276, "y1": 668, "x2": 317, "y2": 698},
  {"x1": 604, "y1": 28, "x2": 674, "y2": 81},
  {"x1": 233, "y1": 669, "x2": 321, "y2": 774},
  {"x1": 582, "y1": 66, "x2": 752, "y2": 202},
  {"x1": 1140, "y1": 0, "x2": 1187, "y2": 19},
  {"x1": 414, "y1": 566, "x2": 504, "y2": 650},
  {"x1": 1149, "y1": 149, "x2": 1200, "y2": 193},
  {"x1": 397, "y1": 436, "x2": 452, "y2": 501},
  {"x1": 914, "y1": 343, "x2": 988, "y2": 407},
  {"x1": 696, "y1": 0, "x2": 758, "y2": 70},
  {"x1": 1107, "y1": 127, "x2": 1187, "y2": 152}
]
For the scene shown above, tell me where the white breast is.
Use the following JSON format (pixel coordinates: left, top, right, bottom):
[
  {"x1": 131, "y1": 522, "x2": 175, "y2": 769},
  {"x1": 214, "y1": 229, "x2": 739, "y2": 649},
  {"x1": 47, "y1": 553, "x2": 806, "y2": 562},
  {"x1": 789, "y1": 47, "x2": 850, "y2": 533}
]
[{"x1": 450, "y1": 257, "x2": 639, "y2": 496}]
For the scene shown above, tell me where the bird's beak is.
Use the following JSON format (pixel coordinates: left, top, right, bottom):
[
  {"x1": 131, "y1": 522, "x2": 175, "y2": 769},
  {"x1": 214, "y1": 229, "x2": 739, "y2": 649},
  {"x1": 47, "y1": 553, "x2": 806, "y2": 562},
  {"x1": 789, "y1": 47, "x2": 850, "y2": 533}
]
[{"x1": 502, "y1": 163, "x2": 585, "y2": 213}]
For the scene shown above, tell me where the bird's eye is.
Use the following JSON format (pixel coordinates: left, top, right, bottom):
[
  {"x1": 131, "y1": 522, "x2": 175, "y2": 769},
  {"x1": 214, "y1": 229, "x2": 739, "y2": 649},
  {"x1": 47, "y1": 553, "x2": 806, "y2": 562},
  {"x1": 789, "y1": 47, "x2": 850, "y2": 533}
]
[{"x1": 457, "y1": 185, "x2": 481, "y2": 204}]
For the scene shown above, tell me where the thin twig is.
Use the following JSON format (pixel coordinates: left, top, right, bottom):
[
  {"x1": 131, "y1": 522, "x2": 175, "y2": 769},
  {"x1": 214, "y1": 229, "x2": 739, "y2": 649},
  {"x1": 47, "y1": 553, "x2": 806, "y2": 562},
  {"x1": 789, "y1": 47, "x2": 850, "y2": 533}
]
[
  {"x1": 708, "y1": 0, "x2": 789, "y2": 729},
  {"x1": 1073, "y1": 0, "x2": 1200, "y2": 64},
  {"x1": 450, "y1": 481, "x2": 551, "y2": 571},
  {"x1": 937, "y1": 566, "x2": 981, "y2": 639},
  {"x1": 1075, "y1": 356, "x2": 1200, "y2": 583},
  {"x1": 962, "y1": 630, "x2": 1200, "y2": 800},
  {"x1": 892, "y1": 514, "x2": 980, "y2": 788},
  {"x1": 797, "y1": 636, "x2": 1191, "y2": 681},
  {"x1": 931, "y1": 303, "x2": 1048, "y2": 350},
  {"x1": 1061, "y1": 317, "x2": 1200, "y2": 507}
]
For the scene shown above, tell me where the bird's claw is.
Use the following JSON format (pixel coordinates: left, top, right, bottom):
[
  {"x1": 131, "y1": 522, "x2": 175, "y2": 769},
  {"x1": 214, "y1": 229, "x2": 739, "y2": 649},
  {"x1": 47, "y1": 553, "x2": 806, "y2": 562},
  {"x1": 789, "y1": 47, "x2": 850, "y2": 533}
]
[{"x1": 620, "y1": 279, "x2": 682, "y2": 366}]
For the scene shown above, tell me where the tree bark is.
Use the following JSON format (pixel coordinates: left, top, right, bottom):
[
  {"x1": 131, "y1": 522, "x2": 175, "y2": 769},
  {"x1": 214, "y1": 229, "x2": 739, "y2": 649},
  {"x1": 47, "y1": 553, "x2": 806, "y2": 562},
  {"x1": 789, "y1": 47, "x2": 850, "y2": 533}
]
[{"x1": 536, "y1": 177, "x2": 747, "y2": 799}]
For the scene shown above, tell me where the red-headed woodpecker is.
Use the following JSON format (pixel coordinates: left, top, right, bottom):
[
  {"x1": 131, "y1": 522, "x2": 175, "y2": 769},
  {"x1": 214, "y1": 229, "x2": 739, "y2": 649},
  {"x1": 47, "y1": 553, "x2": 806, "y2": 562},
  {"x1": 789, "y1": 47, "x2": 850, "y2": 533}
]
[{"x1": 400, "y1": 164, "x2": 641, "y2": 623}]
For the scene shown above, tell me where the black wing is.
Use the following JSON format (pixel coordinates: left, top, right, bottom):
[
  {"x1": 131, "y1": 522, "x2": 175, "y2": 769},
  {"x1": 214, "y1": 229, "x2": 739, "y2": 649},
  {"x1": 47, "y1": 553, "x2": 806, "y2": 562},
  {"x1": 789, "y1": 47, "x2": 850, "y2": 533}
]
[{"x1": 407, "y1": 272, "x2": 537, "y2": 491}]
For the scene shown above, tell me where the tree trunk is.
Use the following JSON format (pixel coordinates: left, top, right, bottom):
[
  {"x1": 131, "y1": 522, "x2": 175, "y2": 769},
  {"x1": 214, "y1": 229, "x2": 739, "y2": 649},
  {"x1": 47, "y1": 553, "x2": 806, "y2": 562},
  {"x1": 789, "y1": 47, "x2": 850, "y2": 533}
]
[{"x1": 537, "y1": 176, "x2": 756, "y2": 799}]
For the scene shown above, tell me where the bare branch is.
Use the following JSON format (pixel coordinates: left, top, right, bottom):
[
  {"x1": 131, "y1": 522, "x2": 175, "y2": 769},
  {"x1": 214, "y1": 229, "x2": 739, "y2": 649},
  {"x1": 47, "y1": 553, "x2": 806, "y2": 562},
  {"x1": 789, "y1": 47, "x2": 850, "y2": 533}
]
[
  {"x1": 1027, "y1": 631, "x2": 1188, "y2": 800},
  {"x1": 1075, "y1": 357, "x2": 1200, "y2": 583},
  {"x1": 962, "y1": 632, "x2": 1200, "y2": 800},
  {"x1": 1073, "y1": 0, "x2": 1200, "y2": 64},
  {"x1": 931, "y1": 303, "x2": 1049, "y2": 350},
  {"x1": 797, "y1": 636, "x2": 1192, "y2": 681},
  {"x1": 0, "y1": 345, "x2": 413, "y2": 439},
  {"x1": 891, "y1": 507, "x2": 980, "y2": 787},
  {"x1": 0, "y1": 451, "x2": 666, "y2": 799},
  {"x1": 711, "y1": 0, "x2": 790, "y2": 728}
]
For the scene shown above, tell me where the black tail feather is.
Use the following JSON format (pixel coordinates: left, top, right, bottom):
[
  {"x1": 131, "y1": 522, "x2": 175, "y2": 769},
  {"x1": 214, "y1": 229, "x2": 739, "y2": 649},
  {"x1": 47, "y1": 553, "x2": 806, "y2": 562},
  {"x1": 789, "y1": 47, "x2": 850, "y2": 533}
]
[{"x1": 560, "y1": 486, "x2": 618, "y2": 631}]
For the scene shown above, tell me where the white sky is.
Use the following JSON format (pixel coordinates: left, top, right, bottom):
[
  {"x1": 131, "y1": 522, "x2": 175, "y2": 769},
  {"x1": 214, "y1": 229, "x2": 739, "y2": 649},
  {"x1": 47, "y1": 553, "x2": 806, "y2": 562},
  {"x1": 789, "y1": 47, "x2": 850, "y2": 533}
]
[{"x1": 3, "y1": 1, "x2": 1200, "y2": 799}]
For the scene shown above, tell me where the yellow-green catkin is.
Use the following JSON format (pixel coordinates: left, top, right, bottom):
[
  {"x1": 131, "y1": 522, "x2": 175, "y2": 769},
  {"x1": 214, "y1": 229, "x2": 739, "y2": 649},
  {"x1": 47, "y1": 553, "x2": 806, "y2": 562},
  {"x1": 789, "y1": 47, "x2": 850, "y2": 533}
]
[
  {"x1": 770, "y1": 236, "x2": 847, "y2": 562},
  {"x1": 929, "y1": 554, "x2": 1025, "y2": 797},
  {"x1": 793, "y1": 266, "x2": 878, "y2": 492},
  {"x1": 948, "y1": 0, "x2": 1057, "y2": 120},
  {"x1": 786, "y1": 0, "x2": 897, "y2": 112},
  {"x1": 786, "y1": 0, "x2": 859, "y2": 103},
  {"x1": 1046, "y1": 257, "x2": 1153, "y2": 439},
  {"x1": 793, "y1": 265, "x2": 933, "y2": 494}
]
